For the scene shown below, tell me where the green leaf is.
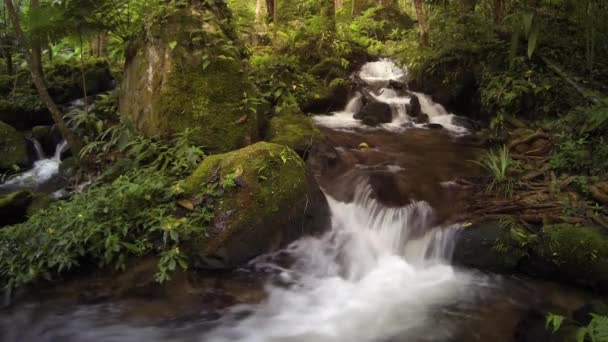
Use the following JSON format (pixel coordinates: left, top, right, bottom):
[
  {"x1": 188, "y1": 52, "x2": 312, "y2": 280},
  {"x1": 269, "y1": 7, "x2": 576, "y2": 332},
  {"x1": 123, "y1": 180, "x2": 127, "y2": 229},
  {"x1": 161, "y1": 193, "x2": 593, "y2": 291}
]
[
  {"x1": 169, "y1": 41, "x2": 178, "y2": 50},
  {"x1": 546, "y1": 313, "x2": 565, "y2": 333},
  {"x1": 576, "y1": 327, "x2": 588, "y2": 342},
  {"x1": 523, "y1": 13, "x2": 534, "y2": 38},
  {"x1": 527, "y1": 25, "x2": 539, "y2": 59}
]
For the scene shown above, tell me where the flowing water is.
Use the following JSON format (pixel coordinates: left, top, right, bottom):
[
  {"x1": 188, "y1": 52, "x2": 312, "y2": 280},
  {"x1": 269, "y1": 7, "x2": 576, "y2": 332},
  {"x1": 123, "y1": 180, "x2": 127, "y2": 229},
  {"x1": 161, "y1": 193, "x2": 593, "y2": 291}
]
[
  {"x1": 0, "y1": 61, "x2": 594, "y2": 341},
  {"x1": 0, "y1": 140, "x2": 68, "y2": 195}
]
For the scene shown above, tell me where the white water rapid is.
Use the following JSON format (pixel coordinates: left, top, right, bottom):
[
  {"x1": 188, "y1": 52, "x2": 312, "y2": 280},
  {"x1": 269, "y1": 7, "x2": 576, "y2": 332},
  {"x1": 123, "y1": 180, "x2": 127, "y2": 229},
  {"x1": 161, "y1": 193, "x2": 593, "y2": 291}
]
[
  {"x1": 206, "y1": 184, "x2": 485, "y2": 342},
  {"x1": 0, "y1": 140, "x2": 68, "y2": 193},
  {"x1": 313, "y1": 59, "x2": 469, "y2": 134}
]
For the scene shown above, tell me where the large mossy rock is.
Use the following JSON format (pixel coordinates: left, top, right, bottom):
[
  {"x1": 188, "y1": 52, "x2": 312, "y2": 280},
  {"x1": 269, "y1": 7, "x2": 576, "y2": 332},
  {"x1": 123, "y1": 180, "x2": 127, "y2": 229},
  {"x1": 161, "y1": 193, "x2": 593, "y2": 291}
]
[
  {"x1": 454, "y1": 221, "x2": 608, "y2": 291},
  {"x1": 119, "y1": 3, "x2": 259, "y2": 153},
  {"x1": 0, "y1": 191, "x2": 32, "y2": 227},
  {"x1": 181, "y1": 142, "x2": 329, "y2": 268},
  {"x1": 268, "y1": 113, "x2": 320, "y2": 157},
  {"x1": 0, "y1": 121, "x2": 29, "y2": 171}
]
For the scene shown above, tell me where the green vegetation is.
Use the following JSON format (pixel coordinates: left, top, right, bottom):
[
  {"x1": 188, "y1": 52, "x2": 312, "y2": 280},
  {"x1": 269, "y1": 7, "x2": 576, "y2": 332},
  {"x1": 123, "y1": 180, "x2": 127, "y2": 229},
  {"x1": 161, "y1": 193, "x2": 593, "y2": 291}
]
[
  {"x1": 547, "y1": 312, "x2": 608, "y2": 342},
  {"x1": 473, "y1": 145, "x2": 517, "y2": 196}
]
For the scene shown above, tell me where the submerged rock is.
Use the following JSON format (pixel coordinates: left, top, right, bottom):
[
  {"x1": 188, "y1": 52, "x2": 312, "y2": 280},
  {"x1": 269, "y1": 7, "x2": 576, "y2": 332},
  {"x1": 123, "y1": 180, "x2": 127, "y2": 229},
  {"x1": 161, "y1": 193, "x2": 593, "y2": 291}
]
[
  {"x1": 354, "y1": 101, "x2": 392, "y2": 126},
  {"x1": 119, "y1": 3, "x2": 259, "y2": 153},
  {"x1": 0, "y1": 121, "x2": 29, "y2": 171},
  {"x1": 268, "y1": 113, "x2": 320, "y2": 158},
  {"x1": 181, "y1": 142, "x2": 329, "y2": 268}
]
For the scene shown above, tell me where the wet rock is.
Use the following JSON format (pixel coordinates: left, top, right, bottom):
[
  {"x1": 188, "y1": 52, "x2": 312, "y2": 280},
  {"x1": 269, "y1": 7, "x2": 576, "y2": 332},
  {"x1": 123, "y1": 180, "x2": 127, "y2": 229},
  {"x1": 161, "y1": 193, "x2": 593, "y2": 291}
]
[
  {"x1": 354, "y1": 101, "x2": 392, "y2": 126},
  {"x1": 455, "y1": 221, "x2": 608, "y2": 292},
  {"x1": 181, "y1": 142, "x2": 330, "y2": 269},
  {"x1": 425, "y1": 123, "x2": 444, "y2": 130},
  {"x1": 414, "y1": 113, "x2": 430, "y2": 124},
  {"x1": 268, "y1": 112, "x2": 320, "y2": 158},
  {"x1": 451, "y1": 116, "x2": 479, "y2": 131},
  {"x1": 301, "y1": 84, "x2": 350, "y2": 115},
  {"x1": 0, "y1": 190, "x2": 32, "y2": 227},
  {"x1": 31, "y1": 125, "x2": 59, "y2": 157},
  {"x1": 453, "y1": 221, "x2": 525, "y2": 272},
  {"x1": 306, "y1": 138, "x2": 343, "y2": 179},
  {"x1": 119, "y1": 3, "x2": 260, "y2": 153},
  {"x1": 406, "y1": 93, "x2": 421, "y2": 117},
  {"x1": 58, "y1": 157, "x2": 79, "y2": 179},
  {"x1": 0, "y1": 121, "x2": 29, "y2": 171},
  {"x1": 46, "y1": 59, "x2": 114, "y2": 104}
]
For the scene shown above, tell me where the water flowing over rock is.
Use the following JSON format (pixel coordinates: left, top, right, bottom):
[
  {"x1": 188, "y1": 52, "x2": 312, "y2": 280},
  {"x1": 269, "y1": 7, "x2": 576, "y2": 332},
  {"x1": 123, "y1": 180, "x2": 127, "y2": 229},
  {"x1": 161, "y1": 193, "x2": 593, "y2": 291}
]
[
  {"x1": 314, "y1": 59, "x2": 472, "y2": 134},
  {"x1": 181, "y1": 142, "x2": 329, "y2": 269},
  {"x1": 119, "y1": 2, "x2": 259, "y2": 153}
]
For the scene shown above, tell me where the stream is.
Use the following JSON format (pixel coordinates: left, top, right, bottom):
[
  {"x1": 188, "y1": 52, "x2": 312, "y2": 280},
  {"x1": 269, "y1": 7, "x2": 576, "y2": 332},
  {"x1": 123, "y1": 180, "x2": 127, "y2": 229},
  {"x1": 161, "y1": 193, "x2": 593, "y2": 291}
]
[{"x1": 0, "y1": 61, "x2": 594, "y2": 342}]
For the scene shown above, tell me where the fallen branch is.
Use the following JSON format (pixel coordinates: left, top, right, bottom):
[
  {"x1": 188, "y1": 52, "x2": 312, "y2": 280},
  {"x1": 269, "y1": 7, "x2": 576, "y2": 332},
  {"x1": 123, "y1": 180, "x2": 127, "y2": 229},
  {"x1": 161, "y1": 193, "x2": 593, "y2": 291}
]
[
  {"x1": 508, "y1": 131, "x2": 550, "y2": 149},
  {"x1": 521, "y1": 164, "x2": 552, "y2": 181}
]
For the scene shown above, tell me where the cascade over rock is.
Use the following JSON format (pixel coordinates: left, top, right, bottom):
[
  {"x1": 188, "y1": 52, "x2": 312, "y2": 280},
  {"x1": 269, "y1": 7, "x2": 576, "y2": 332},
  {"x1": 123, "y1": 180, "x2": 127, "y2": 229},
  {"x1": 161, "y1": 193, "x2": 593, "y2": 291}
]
[
  {"x1": 181, "y1": 142, "x2": 329, "y2": 269},
  {"x1": 119, "y1": 2, "x2": 259, "y2": 153}
]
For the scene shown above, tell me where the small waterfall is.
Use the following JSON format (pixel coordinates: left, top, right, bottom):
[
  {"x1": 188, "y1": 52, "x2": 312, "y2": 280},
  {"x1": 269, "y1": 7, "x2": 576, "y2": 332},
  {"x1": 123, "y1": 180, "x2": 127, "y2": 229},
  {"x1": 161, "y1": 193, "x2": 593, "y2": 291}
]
[
  {"x1": 0, "y1": 141, "x2": 68, "y2": 193},
  {"x1": 28, "y1": 137, "x2": 46, "y2": 160},
  {"x1": 313, "y1": 59, "x2": 471, "y2": 134},
  {"x1": 205, "y1": 181, "x2": 478, "y2": 342}
]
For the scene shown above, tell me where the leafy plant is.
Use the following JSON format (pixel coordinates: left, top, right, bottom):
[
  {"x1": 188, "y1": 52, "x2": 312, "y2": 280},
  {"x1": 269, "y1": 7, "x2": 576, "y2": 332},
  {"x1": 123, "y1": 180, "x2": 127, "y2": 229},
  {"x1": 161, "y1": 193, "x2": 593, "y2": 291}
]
[
  {"x1": 546, "y1": 313, "x2": 608, "y2": 342},
  {"x1": 0, "y1": 128, "x2": 209, "y2": 290},
  {"x1": 473, "y1": 146, "x2": 517, "y2": 196}
]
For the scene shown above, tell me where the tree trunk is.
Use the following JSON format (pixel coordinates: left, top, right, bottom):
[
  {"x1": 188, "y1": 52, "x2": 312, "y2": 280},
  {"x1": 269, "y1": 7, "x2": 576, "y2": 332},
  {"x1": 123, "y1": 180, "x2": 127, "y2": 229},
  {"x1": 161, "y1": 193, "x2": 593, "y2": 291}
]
[
  {"x1": 266, "y1": 0, "x2": 274, "y2": 22},
  {"x1": 4, "y1": 0, "x2": 82, "y2": 154},
  {"x1": 493, "y1": 0, "x2": 505, "y2": 25},
  {"x1": 30, "y1": 0, "x2": 44, "y2": 77},
  {"x1": 413, "y1": 0, "x2": 428, "y2": 47},
  {"x1": 334, "y1": 0, "x2": 343, "y2": 11},
  {"x1": 91, "y1": 33, "x2": 108, "y2": 58}
]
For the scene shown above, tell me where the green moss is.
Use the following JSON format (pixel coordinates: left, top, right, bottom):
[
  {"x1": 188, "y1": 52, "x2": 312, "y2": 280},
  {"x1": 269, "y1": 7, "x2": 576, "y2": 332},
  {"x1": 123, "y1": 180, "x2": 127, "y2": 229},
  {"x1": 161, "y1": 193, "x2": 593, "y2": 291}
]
[
  {"x1": 268, "y1": 113, "x2": 320, "y2": 153},
  {"x1": 156, "y1": 58, "x2": 257, "y2": 153},
  {"x1": 0, "y1": 121, "x2": 28, "y2": 170},
  {"x1": 26, "y1": 193, "x2": 57, "y2": 217},
  {"x1": 539, "y1": 224, "x2": 608, "y2": 288},
  {"x1": 181, "y1": 142, "x2": 308, "y2": 259}
]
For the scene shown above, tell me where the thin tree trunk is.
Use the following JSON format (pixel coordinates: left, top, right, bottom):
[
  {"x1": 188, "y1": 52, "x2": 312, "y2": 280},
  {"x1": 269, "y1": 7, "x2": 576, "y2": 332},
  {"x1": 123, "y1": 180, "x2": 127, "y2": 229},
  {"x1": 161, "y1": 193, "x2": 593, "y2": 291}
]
[
  {"x1": 30, "y1": 0, "x2": 44, "y2": 77},
  {"x1": 413, "y1": 0, "x2": 428, "y2": 47},
  {"x1": 4, "y1": 0, "x2": 82, "y2": 154},
  {"x1": 79, "y1": 33, "x2": 89, "y2": 113},
  {"x1": 4, "y1": 48, "x2": 12, "y2": 76}
]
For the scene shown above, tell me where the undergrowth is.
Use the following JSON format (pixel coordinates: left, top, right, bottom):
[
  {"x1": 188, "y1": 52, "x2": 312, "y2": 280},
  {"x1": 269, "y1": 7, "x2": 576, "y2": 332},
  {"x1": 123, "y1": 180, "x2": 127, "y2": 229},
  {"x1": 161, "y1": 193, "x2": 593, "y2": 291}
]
[{"x1": 0, "y1": 127, "x2": 223, "y2": 290}]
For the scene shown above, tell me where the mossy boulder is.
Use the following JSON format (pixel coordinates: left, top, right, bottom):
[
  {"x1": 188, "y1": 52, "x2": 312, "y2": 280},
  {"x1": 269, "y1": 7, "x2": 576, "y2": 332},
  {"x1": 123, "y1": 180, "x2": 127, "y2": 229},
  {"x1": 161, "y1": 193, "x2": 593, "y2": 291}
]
[
  {"x1": 0, "y1": 93, "x2": 51, "y2": 130},
  {"x1": 46, "y1": 58, "x2": 114, "y2": 104},
  {"x1": 268, "y1": 113, "x2": 320, "y2": 157},
  {"x1": 453, "y1": 221, "x2": 530, "y2": 273},
  {"x1": 181, "y1": 142, "x2": 329, "y2": 268},
  {"x1": 119, "y1": 4, "x2": 259, "y2": 153},
  {"x1": 0, "y1": 191, "x2": 32, "y2": 227},
  {"x1": 0, "y1": 121, "x2": 29, "y2": 171},
  {"x1": 528, "y1": 224, "x2": 608, "y2": 290},
  {"x1": 454, "y1": 221, "x2": 608, "y2": 291}
]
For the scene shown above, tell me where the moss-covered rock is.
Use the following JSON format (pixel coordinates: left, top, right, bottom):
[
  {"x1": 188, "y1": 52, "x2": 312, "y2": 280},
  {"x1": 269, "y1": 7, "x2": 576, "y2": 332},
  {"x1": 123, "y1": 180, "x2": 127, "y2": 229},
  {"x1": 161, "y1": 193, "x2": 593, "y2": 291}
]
[
  {"x1": 0, "y1": 93, "x2": 51, "y2": 130},
  {"x1": 119, "y1": 4, "x2": 259, "y2": 153},
  {"x1": 0, "y1": 121, "x2": 29, "y2": 170},
  {"x1": 46, "y1": 58, "x2": 114, "y2": 104},
  {"x1": 453, "y1": 221, "x2": 531, "y2": 272},
  {"x1": 0, "y1": 190, "x2": 32, "y2": 227},
  {"x1": 181, "y1": 142, "x2": 329, "y2": 268},
  {"x1": 268, "y1": 113, "x2": 320, "y2": 157},
  {"x1": 454, "y1": 221, "x2": 608, "y2": 291},
  {"x1": 26, "y1": 192, "x2": 57, "y2": 217},
  {"x1": 531, "y1": 224, "x2": 608, "y2": 290}
]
